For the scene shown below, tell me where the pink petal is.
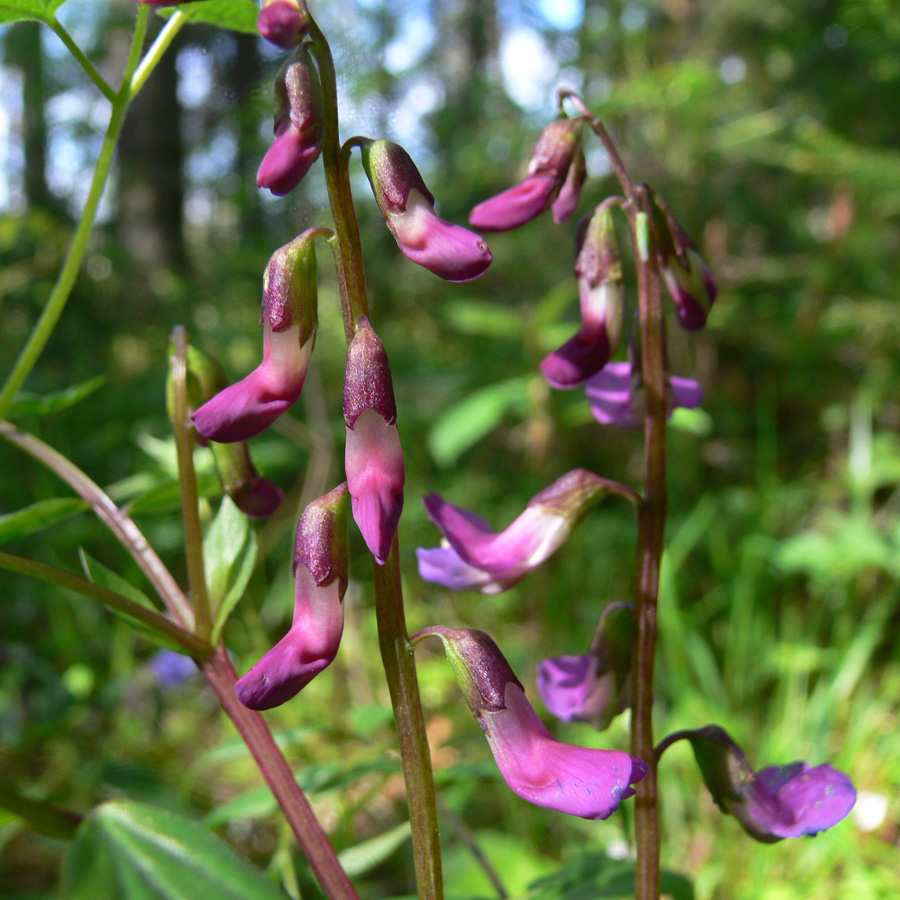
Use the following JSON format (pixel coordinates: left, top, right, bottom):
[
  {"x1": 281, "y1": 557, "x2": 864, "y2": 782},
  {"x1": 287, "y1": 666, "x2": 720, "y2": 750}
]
[{"x1": 469, "y1": 175, "x2": 556, "y2": 232}]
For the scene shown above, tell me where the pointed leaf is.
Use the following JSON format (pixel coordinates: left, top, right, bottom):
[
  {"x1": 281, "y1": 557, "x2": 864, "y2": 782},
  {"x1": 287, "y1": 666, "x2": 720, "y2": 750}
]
[
  {"x1": 338, "y1": 822, "x2": 411, "y2": 878},
  {"x1": 0, "y1": 497, "x2": 87, "y2": 543},
  {"x1": 0, "y1": 0, "x2": 68, "y2": 24},
  {"x1": 62, "y1": 800, "x2": 288, "y2": 900},
  {"x1": 10, "y1": 376, "x2": 106, "y2": 418},
  {"x1": 157, "y1": 0, "x2": 258, "y2": 34}
]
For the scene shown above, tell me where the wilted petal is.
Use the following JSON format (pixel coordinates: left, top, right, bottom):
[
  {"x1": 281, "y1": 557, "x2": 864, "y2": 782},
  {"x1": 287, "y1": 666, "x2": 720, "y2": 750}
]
[
  {"x1": 390, "y1": 191, "x2": 492, "y2": 282},
  {"x1": 469, "y1": 175, "x2": 557, "y2": 232},
  {"x1": 193, "y1": 326, "x2": 311, "y2": 442}
]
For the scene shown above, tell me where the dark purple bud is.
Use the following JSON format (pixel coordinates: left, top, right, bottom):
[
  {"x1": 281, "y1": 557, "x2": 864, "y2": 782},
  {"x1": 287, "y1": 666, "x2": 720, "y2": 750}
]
[
  {"x1": 236, "y1": 485, "x2": 349, "y2": 710},
  {"x1": 211, "y1": 441, "x2": 284, "y2": 519},
  {"x1": 359, "y1": 139, "x2": 492, "y2": 281},
  {"x1": 258, "y1": 0, "x2": 309, "y2": 49},
  {"x1": 258, "y1": 45, "x2": 323, "y2": 196},
  {"x1": 670, "y1": 726, "x2": 856, "y2": 842},
  {"x1": 343, "y1": 318, "x2": 405, "y2": 564},
  {"x1": 414, "y1": 626, "x2": 647, "y2": 819}
]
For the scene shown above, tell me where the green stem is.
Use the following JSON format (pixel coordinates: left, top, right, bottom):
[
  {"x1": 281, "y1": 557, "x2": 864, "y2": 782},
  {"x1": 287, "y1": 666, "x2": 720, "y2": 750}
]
[
  {"x1": 373, "y1": 538, "x2": 444, "y2": 900},
  {"x1": 130, "y1": 11, "x2": 188, "y2": 101},
  {"x1": 0, "y1": 422, "x2": 194, "y2": 629},
  {"x1": 305, "y1": 11, "x2": 444, "y2": 900},
  {"x1": 0, "y1": 6, "x2": 149, "y2": 421},
  {"x1": 201, "y1": 649, "x2": 361, "y2": 900},
  {"x1": 0, "y1": 551, "x2": 211, "y2": 657},
  {"x1": 0, "y1": 780, "x2": 82, "y2": 841},
  {"x1": 307, "y1": 17, "x2": 370, "y2": 339},
  {"x1": 170, "y1": 327, "x2": 211, "y2": 640},
  {"x1": 47, "y1": 18, "x2": 115, "y2": 103},
  {"x1": 630, "y1": 196, "x2": 666, "y2": 900}
]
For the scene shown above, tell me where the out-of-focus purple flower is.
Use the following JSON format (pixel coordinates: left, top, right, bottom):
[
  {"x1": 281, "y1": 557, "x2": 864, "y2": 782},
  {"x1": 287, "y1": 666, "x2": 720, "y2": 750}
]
[
  {"x1": 417, "y1": 469, "x2": 611, "y2": 594},
  {"x1": 193, "y1": 231, "x2": 319, "y2": 443},
  {"x1": 664, "y1": 726, "x2": 856, "y2": 843},
  {"x1": 358, "y1": 139, "x2": 492, "y2": 281},
  {"x1": 585, "y1": 361, "x2": 702, "y2": 430},
  {"x1": 149, "y1": 649, "x2": 197, "y2": 689},
  {"x1": 258, "y1": 45, "x2": 323, "y2": 196},
  {"x1": 236, "y1": 484, "x2": 349, "y2": 710},
  {"x1": 344, "y1": 318, "x2": 405, "y2": 565},
  {"x1": 414, "y1": 627, "x2": 647, "y2": 819},
  {"x1": 648, "y1": 188, "x2": 717, "y2": 331},
  {"x1": 258, "y1": 0, "x2": 308, "y2": 49},
  {"x1": 541, "y1": 206, "x2": 624, "y2": 389},
  {"x1": 537, "y1": 601, "x2": 632, "y2": 730},
  {"x1": 469, "y1": 117, "x2": 586, "y2": 231}
]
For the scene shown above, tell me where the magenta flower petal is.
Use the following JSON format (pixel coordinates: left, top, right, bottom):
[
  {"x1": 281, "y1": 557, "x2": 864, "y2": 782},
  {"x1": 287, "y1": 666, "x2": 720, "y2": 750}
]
[
  {"x1": 415, "y1": 545, "x2": 522, "y2": 595},
  {"x1": 468, "y1": 175, "x2": 557, "y2": 232},
  {"x1": 192, "y1": 327, "x2": 311, "y2": 443},
  {"x1": 257, "y1": 1, "x2": 308, "y2": 49},
  {"x1": 257, "y1": 122, "x2": 322, "y2": 197},
  {"x1": 537, "y1": 655, "x2": 602, "y2": 722},
  {"x1": 541, "y1": 329, "x2": 611, "y2": 389},
  {"x1": 236, "y1": 571, "x2": 344, "y2": 710},
  {"x1": 390, "y1": 192, "x2": 492, "y2": 282},
  {"x1": 231, "y1": 475, "x2": 285, "y2": 520},
  {"x1": 485, "y1": 684, "x2": 647, "y2": 819}
]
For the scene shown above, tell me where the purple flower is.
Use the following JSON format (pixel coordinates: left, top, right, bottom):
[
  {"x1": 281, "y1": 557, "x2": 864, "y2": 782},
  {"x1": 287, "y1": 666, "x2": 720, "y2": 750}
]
[
  {"x1": 648, "y1": 188, "x2": 717, "y2": 330},
  {"x1": 537, "y1": 602, "x2": 633, "y2": 730},
  {"x1": 148, "y1": 649, "x2": 196, "y2": 689},
  {"x1": 414, "y1": 627, "x2": 647, "y2": 819},
  {"x1": 585, "y1": 362, "x2": 703, "y2": 430},
  {"x1": 344, "y1": 318, "x2": 405, "y2": 564},
  {"x1": 257, "y1": 0, "x2": 308, "y2": 49},
  {"x1": 469, "y1": 117, "x2": 586, "y2": 232},
  {"x1": 541, "y1": 206, "x2": 624, "y2": 389},
  {"x1": 359, "y1": 139, "x2": 492, "y2": 281},
  {"x1": 236, "y1": 484, "x2": 349, "y2": 710},
  {"x1": 417, "y1": 469, "x2": 611, "y2": 594},
  {"x1": 258, "y1": 46, "x2": 323, "y2": 196},
  {"x1": 666, "y1": 726, "x2": 856, "y2": 843},
  {"x1": 193, "y1": 232, "x2": 319, "y2": 443}
]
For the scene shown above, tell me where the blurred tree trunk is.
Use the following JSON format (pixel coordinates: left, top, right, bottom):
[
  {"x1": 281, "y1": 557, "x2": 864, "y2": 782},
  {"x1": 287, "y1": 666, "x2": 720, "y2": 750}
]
[
  {"x1": 4, "y1": 21, "x2": 51, "y2": 210},
  {"x1": 115, "y1": 16, "x2": 187, "y2": 274}
]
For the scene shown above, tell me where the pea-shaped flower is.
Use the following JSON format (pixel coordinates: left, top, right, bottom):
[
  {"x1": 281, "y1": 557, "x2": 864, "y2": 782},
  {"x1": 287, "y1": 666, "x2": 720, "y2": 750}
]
[
  {"x1": 414, "y1": 627, "x2": 647, "y2": 820},
  {"x1": 257, "y1": 0, "x2": 309, "y2": 49}
]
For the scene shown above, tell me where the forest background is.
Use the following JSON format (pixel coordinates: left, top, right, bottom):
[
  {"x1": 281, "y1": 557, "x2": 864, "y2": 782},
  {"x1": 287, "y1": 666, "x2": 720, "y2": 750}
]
[{"x1": 0, "y1": 1, "x2": 898, "y2": 898}]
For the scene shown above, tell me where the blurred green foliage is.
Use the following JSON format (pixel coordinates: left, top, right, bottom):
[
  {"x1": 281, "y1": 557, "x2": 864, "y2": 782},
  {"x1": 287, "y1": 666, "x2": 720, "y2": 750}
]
[{"x1": 1, "y1": 1, "x2": 898, "y2": 899}]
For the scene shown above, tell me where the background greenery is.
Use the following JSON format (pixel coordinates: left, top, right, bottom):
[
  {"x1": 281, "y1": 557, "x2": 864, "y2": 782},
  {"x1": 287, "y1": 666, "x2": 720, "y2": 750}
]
[{"x1": 0, "y1": 0, "x2": 898, "y2": 898}]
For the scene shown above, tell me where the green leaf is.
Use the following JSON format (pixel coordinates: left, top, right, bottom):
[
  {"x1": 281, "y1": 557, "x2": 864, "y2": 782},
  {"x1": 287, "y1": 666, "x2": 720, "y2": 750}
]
[
  {"x1": 9, "y1": 376, "x2": 106, "y2": 418},
  {"x1": 124, "y1": 473, "x2": 221, "y2": 515},
  {"x1": 338, "y1": 822, "x2": 410, "y2": 878},
  {"x1": 523, "y1": 853, "x2": 693, "y2": 900},
  {"x1": 0, "y1": 497, "x2": 87, "y2": 543},
  {"x1": 0, "y1": 0, "x2": 68, "y2": 24},
  {"x1": 428, "y1": 377, "x2": 531, "y2": 467},
  {"x1": 157, "y1": 0, "x2": 259, "y2": 34},
  {"x1": 203, "y1": 496, "x2": 257, "y2": 642},
  {"x1": 62, "y1": 800, "x2": 288, "y2": 900}
]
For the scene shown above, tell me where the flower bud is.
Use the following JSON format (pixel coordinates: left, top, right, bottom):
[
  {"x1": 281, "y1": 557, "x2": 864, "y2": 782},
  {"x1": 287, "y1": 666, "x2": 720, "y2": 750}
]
[
  {"x1": 236, "y1": 484, "x2": 349, "y2": 710},
  {"x1": 648, "y1": 187, "x2": 717, "y2": 330},
  {"x1": 343, "y1": 318, "x2": 405, "y2": 564},
  {"x1": 663, "y1": 725, "x2": 856, "y2": 843},
  {"x1": 469, "y1": 117, "x2": 586, "y2": 232},
  {"x1": 541, "y1": 206, "x2": 624, "y2": 389},
  {"x1": 414, "y1": 626, "x2": 647, "y2": 819},
  {"x1": 537, "y1": 601, "x2": 633, "y2": 730},
  {"x1": 258, "y1": 45, "x2": 323, "y2": 196},
  {"x1": 193, "y1": 231, "x2": 319, "y2": 442},
  {"x1": 258, "y1": 0, "x2": 309, "y2": 49},
  {"x1": 358, "y1": 139, "x2": 492, "y2": 281}
]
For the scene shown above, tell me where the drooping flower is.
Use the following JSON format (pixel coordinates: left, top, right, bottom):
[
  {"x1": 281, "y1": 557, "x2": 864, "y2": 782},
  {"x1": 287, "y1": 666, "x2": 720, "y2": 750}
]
[
  {"x1": 541, "y1": 205, "x2": 624, "y2": 389},
  {"x1": 648, "y1": 187, "x2": 717, "y2": 331},
  {"x1": 585, "y1": 361, "x2": 702, "y2": 430},
  {"x1": 417, "y1": 469, "x2": 612, "y2": 594},
  {"x1": 193, "y1": 230, "x2": 320, "y2": 443},
  {"x1": 660, "y1": 725, "x2": 856, "y2": 843},
  {"x1": 358, "y1": 139, "x2": 492, "y2": 281},
  {"x1": 414, "y1": 627, "x2": 647, "y2": 819},
  {"x1": 258, "y1": 45, "x2": 323, "y2": 196},
  {"x1": 258, "y1": 0, "x2": 309, "y2": 49},
  {"x1": 537, "y1": 601, "x2": 633, "y2": 730},
  {"x1": 236, "y1": 484, "x2": 349, "y2": 710},
  {"x1": 344, "y1": 317, "x2": 405, "y2": 565},
  {"x1": 469, "y1": 117, "x2": 586, "y2": 231}
]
